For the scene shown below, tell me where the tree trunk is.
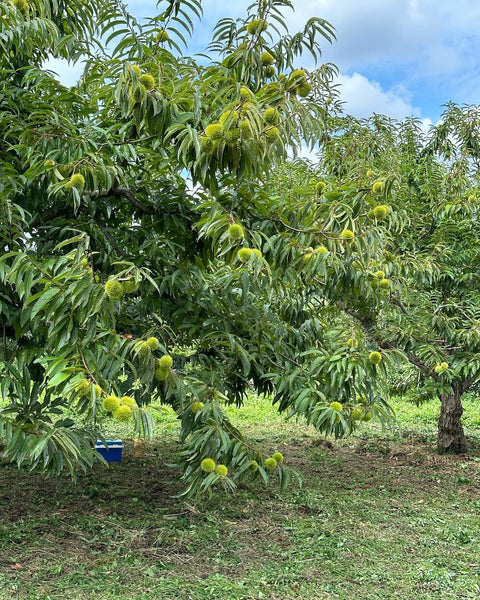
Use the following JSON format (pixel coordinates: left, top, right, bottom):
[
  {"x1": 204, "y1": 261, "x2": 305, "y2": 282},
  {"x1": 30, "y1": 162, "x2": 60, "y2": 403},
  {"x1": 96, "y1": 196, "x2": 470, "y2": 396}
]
[{"x1": 437, "y1": 387, "x2": 467, "y2": 453}]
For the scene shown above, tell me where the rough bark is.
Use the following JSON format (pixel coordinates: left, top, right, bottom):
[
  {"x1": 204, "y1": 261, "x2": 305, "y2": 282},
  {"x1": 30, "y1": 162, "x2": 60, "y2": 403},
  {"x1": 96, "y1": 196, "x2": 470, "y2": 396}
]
[{"x1": 437, "y1": 386, "x2": 467, "y2": 453}]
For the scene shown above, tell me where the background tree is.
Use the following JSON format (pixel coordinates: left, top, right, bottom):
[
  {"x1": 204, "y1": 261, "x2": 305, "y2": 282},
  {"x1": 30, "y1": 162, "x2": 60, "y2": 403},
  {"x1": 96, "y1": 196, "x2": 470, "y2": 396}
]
[
  {"x1": 310, "y1": 108, "x2": 480, "y2": 453},
  {"x1": 0, "y1": 0, "x2": 390, "y2": 494}
]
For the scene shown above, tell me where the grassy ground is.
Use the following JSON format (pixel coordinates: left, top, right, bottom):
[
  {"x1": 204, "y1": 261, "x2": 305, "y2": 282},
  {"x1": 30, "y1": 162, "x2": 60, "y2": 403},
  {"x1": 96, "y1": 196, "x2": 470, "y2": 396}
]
[{"x1": 1, "y1": 395, "x2": 480, "y2": 599}]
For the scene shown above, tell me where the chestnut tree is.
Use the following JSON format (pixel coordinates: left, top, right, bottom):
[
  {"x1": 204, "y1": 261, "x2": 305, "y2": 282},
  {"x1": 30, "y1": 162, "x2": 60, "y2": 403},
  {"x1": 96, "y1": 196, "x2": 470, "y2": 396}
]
[{"x1": 0, "y1": 0, "x2": 393, "y2": 494}]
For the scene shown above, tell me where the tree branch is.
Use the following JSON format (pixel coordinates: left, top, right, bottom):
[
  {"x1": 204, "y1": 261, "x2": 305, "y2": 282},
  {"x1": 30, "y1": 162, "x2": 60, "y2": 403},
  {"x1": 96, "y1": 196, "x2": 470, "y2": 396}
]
[
  {"x1": 338, "y1": 301, "x2": 436, "y2": 378},
  {"x1": 84, "y1": 187, "x2": 154, "y2": 214},
  {"x1": 391, "y1": 296, "x2": 410, "y2": 316},
  {"x1": 248, "y1": 210, "x2": 351, "y2": 240},
  {"x1": 459, "y1": 377, "x2": 474, "y2": 395},
  {"x1": 29, "y1": 205, "x2": 77, "y2": 229},
  {"x1": 29, "y1": 186, "x2": 153, "y2": 229}
]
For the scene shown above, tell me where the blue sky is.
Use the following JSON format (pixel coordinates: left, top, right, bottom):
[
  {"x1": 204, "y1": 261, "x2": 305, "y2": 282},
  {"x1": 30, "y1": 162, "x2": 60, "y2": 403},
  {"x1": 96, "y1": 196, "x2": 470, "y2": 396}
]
[{"x1": 46, "y1": 0, "x2": 480, "y2": 125}]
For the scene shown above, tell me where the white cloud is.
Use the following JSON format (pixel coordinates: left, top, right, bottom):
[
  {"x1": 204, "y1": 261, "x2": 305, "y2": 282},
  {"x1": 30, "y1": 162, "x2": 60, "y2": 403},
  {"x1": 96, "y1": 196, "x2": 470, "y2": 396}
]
[
  {"x1": 283, "y1": 0, "x2": 480, "y2": 70},
  {"x1": 42, "y1": 57, "x2": 84, "y2": 87},
  {"x1": 336, "y1": 72, "x2": 419, "y2": 121},
  {"x1": 282, "y1": 0, "x2": 429, "y2": 67}
]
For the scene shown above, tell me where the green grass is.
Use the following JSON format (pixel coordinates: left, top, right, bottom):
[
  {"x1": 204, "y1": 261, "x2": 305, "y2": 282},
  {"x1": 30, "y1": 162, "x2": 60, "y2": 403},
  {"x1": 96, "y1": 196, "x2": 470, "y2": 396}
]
[
  {"x1": 391, "y1": 393, "x2": 480, "y2": 430},
  {"x1": 1, "y1": 394, "x2": 480, "y2": 599}
]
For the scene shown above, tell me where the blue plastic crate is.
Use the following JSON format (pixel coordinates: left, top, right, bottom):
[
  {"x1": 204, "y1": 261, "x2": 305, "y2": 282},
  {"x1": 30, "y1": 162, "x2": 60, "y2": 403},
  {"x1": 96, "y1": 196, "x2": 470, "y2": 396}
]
[{"x1": 95, "y1": 439, "x2": 123, "y2": 462}]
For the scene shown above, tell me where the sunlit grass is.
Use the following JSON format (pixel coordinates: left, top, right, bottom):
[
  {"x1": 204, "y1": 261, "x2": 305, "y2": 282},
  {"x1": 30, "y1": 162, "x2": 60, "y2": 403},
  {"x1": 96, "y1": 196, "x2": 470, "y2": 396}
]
[{"x1": 1, "y1": 389, "x2": 480, "y2": 599}]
